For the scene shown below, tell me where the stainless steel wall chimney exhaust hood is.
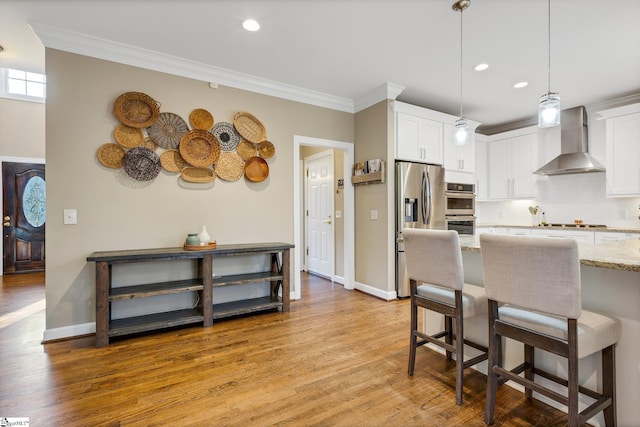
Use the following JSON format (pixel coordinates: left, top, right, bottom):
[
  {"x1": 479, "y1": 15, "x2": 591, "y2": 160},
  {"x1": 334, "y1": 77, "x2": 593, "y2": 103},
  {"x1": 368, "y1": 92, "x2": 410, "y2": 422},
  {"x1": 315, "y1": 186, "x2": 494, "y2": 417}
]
[{"x1": 534, "y1": 106, "x2": 606, "y2": 175}]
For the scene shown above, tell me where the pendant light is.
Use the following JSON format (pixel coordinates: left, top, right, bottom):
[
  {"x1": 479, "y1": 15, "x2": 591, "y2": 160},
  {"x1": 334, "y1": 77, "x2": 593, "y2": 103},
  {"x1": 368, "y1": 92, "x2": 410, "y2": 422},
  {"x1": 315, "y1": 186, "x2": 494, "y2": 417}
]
[
  {"x1": 538, "y1": 0, "x2": 560, "y2": 127},
  {"x1": 452, "y1": 0, "x2": 470, "y2": 145}
]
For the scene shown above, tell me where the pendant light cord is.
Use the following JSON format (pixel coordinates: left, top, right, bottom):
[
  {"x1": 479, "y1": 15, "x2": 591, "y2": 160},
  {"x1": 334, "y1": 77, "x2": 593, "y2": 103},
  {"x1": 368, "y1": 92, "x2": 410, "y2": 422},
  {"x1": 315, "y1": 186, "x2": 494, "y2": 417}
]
[
  {"x1": 547, "y1": 0, "x2": 551, "y2": 94},
  {"x1": 459, "y1": 8, "x2": 464, "y2": 118}
]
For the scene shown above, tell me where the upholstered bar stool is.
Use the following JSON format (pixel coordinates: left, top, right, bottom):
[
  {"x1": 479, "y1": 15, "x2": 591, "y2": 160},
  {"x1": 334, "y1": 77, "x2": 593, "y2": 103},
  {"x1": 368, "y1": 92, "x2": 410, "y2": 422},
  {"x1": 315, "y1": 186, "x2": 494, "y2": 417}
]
[
  {"x1": 403, "y1": 228, "x2": 488, "y2": 406},
  {"x1": 480, "y1": 234, "x2": 620, "y2": 427}
]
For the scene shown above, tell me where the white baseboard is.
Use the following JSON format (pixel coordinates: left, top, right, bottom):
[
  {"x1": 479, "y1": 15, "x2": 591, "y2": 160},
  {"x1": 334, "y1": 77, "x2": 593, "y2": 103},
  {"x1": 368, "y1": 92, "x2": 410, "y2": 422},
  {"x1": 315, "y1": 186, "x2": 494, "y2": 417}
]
[
  {"x1": 332, "y1": 275, "x2": 345, "y2": 285},
  {"x1": 43, "y1": 322, "x2": 95, "y2": 343},
  {"x1": 354, "y1": 281, "x2": 397, "y2": 301}
]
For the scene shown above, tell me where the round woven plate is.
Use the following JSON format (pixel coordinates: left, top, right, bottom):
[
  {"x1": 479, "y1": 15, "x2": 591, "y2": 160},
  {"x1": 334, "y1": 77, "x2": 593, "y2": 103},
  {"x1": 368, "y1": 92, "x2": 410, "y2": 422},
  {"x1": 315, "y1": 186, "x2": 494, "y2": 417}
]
[
  {"x1": 122, "y1": 147, "x2": 161, "y2": 181},
  {"x1": 114, "y1": 124, "x2": 144, "y2": 148},
  {"x1": 181, "y1": 167, "x2": 216, "y2": 183},
  {"x1": 244, "y1": 156, "x2": 269, "y2": 182},
  {"x1": 160, "y1": 149, "x2": 187, "y2": 173},
  {"x1": 148, "y1": 112, "x2": 189, "y2": 149},
  {"x1": 233, "y1": 111, "x2": 266, "y2": 143},
  {"x1": 258, "y1": 140, "x2": 275, "y2": 159},
  {"x1": 236, "y1": 140, "x2": 257, "y2": 161},
  {"x1": 215, "y1": 152, "x2": 245, "y2": 182},
  {"x1": 97, "y1": 143, "x2": 126, "y2": 169},
  {"x1": 189, "y1": 108, "x2": 214, "y2": 131},
  {"x1": 141, "y1": 137, "x2": 158, "y2": 151},
  {"x1": 179, "y1": 129, "x2": 220, "y2": 167},
  {"x1": 113, "y1": 92, "x2": 160, "y2": 128},
  {"x1": 212, "y1": 122, "x2": 241, "y2": 151}
]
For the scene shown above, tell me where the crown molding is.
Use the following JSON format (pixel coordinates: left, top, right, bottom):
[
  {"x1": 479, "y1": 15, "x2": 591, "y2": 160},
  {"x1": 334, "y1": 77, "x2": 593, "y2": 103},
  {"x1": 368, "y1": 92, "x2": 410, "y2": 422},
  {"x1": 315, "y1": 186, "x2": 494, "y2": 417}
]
[
  {"x1": 354, "y1": 82, "x2": 405, "y2": 112},
  {"x1": 29, "y1": 23, "x2": 356, "y2": 113}
]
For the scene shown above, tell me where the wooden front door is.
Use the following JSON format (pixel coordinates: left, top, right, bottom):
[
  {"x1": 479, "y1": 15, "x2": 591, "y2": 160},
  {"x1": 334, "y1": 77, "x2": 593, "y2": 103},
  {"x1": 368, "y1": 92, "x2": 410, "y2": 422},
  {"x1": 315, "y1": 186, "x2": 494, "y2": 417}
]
[{"x1": 3, "y1": 162, "x2": 46, "y2": 273}]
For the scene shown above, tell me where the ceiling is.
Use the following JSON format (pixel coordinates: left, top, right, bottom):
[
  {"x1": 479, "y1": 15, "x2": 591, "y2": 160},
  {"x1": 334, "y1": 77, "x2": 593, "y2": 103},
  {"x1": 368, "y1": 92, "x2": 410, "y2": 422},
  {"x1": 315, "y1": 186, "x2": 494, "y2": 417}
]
[{"x1": 1, "y1": 0, "x2": 639, "y2": 133}]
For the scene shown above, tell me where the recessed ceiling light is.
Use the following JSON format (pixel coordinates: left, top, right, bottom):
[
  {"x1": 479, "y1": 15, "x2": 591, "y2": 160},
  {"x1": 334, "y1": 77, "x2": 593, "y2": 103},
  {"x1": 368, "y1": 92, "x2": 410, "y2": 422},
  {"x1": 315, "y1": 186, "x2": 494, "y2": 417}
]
[
  {"x1": 242, "y1": 19, "x2": 260, "y2": 32},
  {"x1": 474, "y1": 63, "x2": 489, "y2": 71},
  {"x1": 514, "y1": 81, "x2": 529, "y2": 89}
]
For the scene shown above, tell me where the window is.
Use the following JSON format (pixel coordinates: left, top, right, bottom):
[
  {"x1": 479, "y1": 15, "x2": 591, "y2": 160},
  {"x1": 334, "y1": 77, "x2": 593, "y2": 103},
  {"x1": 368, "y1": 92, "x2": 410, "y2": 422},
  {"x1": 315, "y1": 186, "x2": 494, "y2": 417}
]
[{"x1": 1, "y1": 68, "x2": 46, "y2": 103}]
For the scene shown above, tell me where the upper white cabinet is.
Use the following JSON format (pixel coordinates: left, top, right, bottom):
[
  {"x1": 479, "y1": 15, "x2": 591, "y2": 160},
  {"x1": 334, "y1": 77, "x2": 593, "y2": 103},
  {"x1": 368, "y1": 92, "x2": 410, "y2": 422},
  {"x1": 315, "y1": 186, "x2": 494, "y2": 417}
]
[
  {"x1": 599, "y1": 103, "x2": 640, "y2": 197},
  {"x1": 486, "y1": 127, "x2": 538, "y2": 199},
  {"x1": 443, "y1": 123, "x2": 476, "y2": 184},
  {"x1": 394, "y1": 102, "x2": 444, "y2": 165}
]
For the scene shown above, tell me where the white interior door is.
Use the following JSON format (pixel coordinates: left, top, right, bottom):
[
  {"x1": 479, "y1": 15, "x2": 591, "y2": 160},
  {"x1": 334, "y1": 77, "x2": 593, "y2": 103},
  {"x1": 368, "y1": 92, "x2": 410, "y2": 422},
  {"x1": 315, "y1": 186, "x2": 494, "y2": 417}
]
[{"x1": 305, "y1": 151, "x2": 334, "y2": 279}]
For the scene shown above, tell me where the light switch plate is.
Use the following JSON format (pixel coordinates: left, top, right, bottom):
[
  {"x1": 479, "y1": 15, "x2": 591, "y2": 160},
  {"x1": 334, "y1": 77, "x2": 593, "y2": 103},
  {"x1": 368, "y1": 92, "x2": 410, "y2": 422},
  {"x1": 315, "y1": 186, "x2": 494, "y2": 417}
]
[
  {"x1": 370, "y1": 210, "x2": 378, "y2": 220},
  {"x1": 335, "y1": 210, "x2": 342, "y2": 219},
  {"x1": 64, "y1": 209, "x2": 77, "y2": 225}
]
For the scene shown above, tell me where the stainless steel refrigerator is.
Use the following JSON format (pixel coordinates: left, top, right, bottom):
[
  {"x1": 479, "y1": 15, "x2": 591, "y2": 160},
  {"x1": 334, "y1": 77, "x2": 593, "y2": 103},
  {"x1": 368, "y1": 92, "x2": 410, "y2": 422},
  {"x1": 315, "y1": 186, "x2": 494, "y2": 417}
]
[{"x1": 395, "y1": 161, "x2": 445, "y2": 298}]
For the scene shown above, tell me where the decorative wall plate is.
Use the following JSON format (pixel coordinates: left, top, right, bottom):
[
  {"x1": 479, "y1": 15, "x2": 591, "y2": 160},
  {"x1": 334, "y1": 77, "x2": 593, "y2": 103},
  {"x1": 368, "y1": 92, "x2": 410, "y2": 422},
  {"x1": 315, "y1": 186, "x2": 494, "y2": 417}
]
[
  {"x1": 189, "y1": 108, "x2": 214, "y2": 131},
  {"x1": 233, "y1": 112, "x2": 266, "y2": 143},
  {"x1": 244, "y1": 156, "x2": 269, "y2": 182},
  {"x1": 212, "y1": 122, "x2": 241, "y2": 151},
  {"x1": 148, "y1": 112, "x2": 189, "y2": 149},
  {"x1": 113, "y1": 92, "x2": 160, "y2": 128},
  {"x1": 97, "y1": 143, "x2": 126, "y2": 169},
  {"x1": 114, "y1": 124, "x2": 144, "y2": 148},
  {"x1": 179, "y1": 129, "x2": 220, "y2": 167},
  {"x1": 122, "y1": 147, "x2": 161, "y2": 181}
]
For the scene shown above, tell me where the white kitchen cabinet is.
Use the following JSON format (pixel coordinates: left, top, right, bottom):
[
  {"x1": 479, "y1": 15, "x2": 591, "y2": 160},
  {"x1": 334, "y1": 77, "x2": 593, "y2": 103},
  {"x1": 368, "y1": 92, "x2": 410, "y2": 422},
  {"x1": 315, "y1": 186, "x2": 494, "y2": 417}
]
[
  {"x1": 531, "y1": 229, "x2": 595, "y2": 245},
  {"x1": 395, "y1": 107, "x2": 443, "y2": 165},
  {"x1": 474, "y1": 135, "x2": 488, "y2": 200},
  {"x1": 595, "y1": 231, "x2": 640, "y2": 243},
  {"x1": 600, "y1": 104, "x2": 640, "y2": 197},
  {"x1": 487, "y1": 128, "x2": 537, "y2": 199},
  {"x1": 443, "y1": 123, "x2": 476, "y2": 184}
]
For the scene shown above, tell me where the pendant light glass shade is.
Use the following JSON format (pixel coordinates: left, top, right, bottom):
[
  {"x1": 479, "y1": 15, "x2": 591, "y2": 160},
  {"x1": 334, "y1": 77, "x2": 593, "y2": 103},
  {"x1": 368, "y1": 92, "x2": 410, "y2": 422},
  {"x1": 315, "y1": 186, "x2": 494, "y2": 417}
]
[
  {"x1": 538, "y1": 92, "x2": 560, "y2": 127},
  {"x1": 454, "y1": 117, "x2": 469, "y2": 146}
]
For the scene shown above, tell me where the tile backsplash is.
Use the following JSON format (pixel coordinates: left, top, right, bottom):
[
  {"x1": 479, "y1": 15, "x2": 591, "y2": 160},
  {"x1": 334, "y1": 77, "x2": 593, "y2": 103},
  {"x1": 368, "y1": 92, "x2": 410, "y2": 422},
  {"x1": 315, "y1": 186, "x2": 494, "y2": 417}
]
[{"x1": 477, "y1": 172, "x2": 640, "y2": 228}]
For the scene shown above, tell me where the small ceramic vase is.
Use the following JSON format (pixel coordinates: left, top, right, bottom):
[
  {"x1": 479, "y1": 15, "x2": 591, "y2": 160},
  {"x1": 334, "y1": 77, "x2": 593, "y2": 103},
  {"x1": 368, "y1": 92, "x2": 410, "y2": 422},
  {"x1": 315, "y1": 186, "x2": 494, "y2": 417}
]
[
  {"x1": 198, "y1": 225, "x2": 211, "y2": 245},
  {"x1": 185, "y1": 233, "x2": 200, "y2": 246}
]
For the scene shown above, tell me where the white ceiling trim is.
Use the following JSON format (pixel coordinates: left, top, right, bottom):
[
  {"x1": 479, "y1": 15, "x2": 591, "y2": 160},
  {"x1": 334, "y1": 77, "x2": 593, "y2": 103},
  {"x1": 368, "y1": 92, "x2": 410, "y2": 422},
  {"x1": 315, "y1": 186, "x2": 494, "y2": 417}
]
[
  {"x1": 354, "y1": 82, "x2": 405, "y2": 113},
  {"x1": 29, "y1": 22, "x2": 359, "y2": 113}
]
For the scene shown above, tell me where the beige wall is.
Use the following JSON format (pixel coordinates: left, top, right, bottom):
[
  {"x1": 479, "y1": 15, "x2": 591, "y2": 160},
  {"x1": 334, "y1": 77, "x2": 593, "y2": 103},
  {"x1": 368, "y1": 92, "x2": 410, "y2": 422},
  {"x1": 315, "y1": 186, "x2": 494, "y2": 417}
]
[
  {"x1": 353, "y1": 101, "x2": 390, "y2": 291},
  {"x1": 0, "y1": 97, "x2": 45, "y2": 159},
  {"x1": 44, "y1": 49, "x2": 353, "y2": 331}
]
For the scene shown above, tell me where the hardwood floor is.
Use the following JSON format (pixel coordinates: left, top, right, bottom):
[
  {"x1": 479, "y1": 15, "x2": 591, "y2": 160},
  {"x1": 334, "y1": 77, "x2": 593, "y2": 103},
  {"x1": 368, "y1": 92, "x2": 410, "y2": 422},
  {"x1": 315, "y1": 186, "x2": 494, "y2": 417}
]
[{"x1": 0, "y1": 272, "x2": 570, "y2": 426}]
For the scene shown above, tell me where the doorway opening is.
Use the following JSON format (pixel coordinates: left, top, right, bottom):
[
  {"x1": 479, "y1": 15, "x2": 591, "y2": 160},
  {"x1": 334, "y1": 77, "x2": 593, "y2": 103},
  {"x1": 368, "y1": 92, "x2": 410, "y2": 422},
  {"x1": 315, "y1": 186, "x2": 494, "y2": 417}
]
[{"x1": 293, "y1": 135, "x2": 354, "y2": 300}]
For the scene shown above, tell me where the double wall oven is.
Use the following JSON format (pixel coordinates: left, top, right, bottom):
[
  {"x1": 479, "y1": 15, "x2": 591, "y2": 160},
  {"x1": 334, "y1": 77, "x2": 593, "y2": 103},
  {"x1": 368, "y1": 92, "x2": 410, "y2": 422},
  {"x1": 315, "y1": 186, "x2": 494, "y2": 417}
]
[{"x1": 444, "y1": 182, "x2": 475, "y2": 235}]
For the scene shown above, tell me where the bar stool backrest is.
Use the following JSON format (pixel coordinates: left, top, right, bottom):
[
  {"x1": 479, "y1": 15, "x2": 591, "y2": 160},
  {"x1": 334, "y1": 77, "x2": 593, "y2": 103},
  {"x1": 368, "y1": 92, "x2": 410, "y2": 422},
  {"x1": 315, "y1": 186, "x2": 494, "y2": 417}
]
[
  {"x1": 480, "y1": 234, "x2": 581, "y2": 319},
  {"x1": 403, "y1": 229, "x2": 464, "y2": 291}
]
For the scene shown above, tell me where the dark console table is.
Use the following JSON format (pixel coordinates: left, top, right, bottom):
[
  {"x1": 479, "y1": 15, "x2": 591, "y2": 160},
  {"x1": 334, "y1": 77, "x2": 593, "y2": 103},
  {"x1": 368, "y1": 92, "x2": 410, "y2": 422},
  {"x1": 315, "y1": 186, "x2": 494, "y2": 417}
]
[{"x1": 87, "y1": 242, "x2": 293, "y2": 347}]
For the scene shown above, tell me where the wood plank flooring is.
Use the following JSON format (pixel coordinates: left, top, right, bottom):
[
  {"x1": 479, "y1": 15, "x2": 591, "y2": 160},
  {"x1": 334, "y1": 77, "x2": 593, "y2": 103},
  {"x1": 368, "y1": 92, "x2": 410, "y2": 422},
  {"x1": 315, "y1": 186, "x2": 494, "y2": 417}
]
[{"x1": 0, "y1": 272, "x2": 571, "y2": 426}]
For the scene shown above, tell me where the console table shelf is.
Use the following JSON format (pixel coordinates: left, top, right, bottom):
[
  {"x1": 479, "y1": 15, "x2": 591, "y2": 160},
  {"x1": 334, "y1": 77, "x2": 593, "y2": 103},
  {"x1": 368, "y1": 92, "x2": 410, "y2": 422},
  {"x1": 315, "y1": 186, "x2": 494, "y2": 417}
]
[{"x1": 87, "y1": 242, "x2": 293, "y2": 347}]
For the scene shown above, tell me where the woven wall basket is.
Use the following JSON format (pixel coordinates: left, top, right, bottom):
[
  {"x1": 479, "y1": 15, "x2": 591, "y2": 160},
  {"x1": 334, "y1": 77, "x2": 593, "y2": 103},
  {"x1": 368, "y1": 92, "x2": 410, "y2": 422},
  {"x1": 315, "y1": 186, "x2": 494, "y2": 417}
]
[
  {"x1": 114, "y1": 124, "x2": 144, "y2": 148},
  {"x1": 244, "y1": 156, "x2": 269, "y2": 182},
  {"x1": 122, "y1": 147, "x2": 161, "y2": 181},
  {"x1": 148, "y1": 112, "x2": 189, "y2": 149},
  {"x1": 113, "y1": 92, "x2": 160, "y2": 128},
  {"x1": 212, "y1": 122, "x2": 241, "y2": 151},
  {"x1": 189, "y1": 108, "x2": 214, "y2": 131},
  {"x1": 97, "y1": 143, "x2": 126, "y2": 169},
  {"x1": 160, "y1": 149, "x2": 187, "y2": 173},
  {"x1": 236, "y1": 140, "x2": 258, "y2": 161},
  {"x1": 179, "y1": 129, "x2": 220, "y2": 167},
  {"x1": 215, "y1": 152, "x2": 245, "y2": 182},
  {"x1": 233, "y1": 112, "x2": 266, "y2": 143},
  {"x1": 181, "y1": 167, "x2": 216, "y2": 183},
  {"x1": 258, "y1": 140, "x2": 275, "y2": 159}
]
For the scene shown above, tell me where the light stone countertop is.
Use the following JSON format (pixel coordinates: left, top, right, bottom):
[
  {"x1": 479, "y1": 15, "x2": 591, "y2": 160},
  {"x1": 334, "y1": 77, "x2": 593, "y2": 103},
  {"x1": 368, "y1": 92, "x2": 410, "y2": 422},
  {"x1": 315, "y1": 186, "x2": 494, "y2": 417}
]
[
  {"x1": 459, "y1": 235, "x2": 640, "y2": 272},
  {"x1": 477, "y1": 224, "x2": 640, "y2": 233}
]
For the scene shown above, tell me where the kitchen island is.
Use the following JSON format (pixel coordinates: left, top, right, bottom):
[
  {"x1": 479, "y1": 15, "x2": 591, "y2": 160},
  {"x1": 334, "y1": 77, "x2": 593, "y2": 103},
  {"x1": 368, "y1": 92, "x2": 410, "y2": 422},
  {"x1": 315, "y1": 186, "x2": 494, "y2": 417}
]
[{"x1": 426, "y1": 236, "x2": 639, "y2": 426}]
